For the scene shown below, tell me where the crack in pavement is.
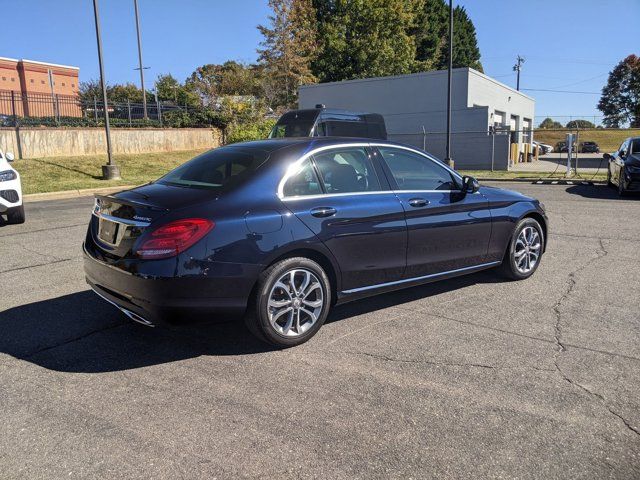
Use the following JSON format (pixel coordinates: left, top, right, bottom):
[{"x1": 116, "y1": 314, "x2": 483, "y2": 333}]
[
  {"x1": 0, "y1": 257, "x2": 76, "y2": 275},
  {"x1": 22, "y1": 321, "x2": 128, "y2": 360},
  {"x1": 551, "y1": 238, "x2": 640, "y2": 438},
  {"x1": 332, "y1": 349, "x2": 555, "y2": 373}
]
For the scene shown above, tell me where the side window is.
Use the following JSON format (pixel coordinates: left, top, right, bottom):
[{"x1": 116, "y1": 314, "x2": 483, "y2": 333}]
[
  {"x1": 313, "y1": 147, "x2": 381, "y2": 194},
  {"x1": 283, "y1": 159, "x2": 322, "y2": 197},
  {"x1": 631, "y1": 139, "x2": 640, "y2": 155},
  {"x1": 378, "y1": 147, "x2": 457, "y2": 191},
  {"x1": 619, "y1": 140, "x2": 629, "y2": 156}
]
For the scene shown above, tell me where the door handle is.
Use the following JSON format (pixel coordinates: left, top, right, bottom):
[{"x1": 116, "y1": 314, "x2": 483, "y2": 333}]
[
  {"x1": 310, "y1": 207, "x2": 337, "y2": 218},
  {"x1": 408, "y1": 198, "x2": 429, "y2": 208}
]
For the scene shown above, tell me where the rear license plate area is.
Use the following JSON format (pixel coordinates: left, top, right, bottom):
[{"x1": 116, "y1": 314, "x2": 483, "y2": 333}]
[{"x1": 98, "y1": 218, "x2": 119, "y2": 245}]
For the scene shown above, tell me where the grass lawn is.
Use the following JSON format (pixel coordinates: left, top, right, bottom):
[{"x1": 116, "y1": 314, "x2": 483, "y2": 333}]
[
  {"x1": 534, "y1": 128, "x2": 640, "y2": 152},
  {"x1": 14, "y1": 149, "x2": 209, "y2": 195}
]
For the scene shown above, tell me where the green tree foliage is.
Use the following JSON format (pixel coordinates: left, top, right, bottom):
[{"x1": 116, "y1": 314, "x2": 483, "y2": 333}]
[
  {"x1": 258, "y1": 0, "x2": 318, "y2": 108},
  {"x1": 538, "y1": 117, "x2": 563, "y2": 129},
  {"x1": 155, "y1": 74, "x2": 200, "y2": 107},
  {"x1": 79, "y1": 79, "x2": 147, "y2": 104},
  {"x1": 566, "y1": 119, "x2": 596, "y2": 129},
  {"x1": 413, "y1": 1, "x2": 482, "y2": 72},
  {"x1": 186, "y1": 61, "x2": 264, "y2": 106},
  {"x1": 598, "y1": 54, "x2": 640, "y2": 128},
  {"x1": 312, "y1": 0, "x2": 416, "y2": 82}
]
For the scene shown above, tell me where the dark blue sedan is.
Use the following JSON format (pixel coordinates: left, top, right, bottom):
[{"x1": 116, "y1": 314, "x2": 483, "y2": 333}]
[{"x1": 84, "y1": 138, "x2": 548, "y2": 346}]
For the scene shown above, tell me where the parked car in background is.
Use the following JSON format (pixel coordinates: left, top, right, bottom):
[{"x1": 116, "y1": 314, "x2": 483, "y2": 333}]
[
  {"x1": 555, "y1": 141, "x2": 577, "y2": 153},
  {"x1": 269, "y1": 106, "x2": 387, "y2": 140},
  {"x1": 605, "y1": 137, "x2": 640, "y2": 196},
  {"x1": 580, "y1": 141, "x2": 600, "y2": 153},
  {"x1": 0, "y1": 149, "x2": 24, "y2": 224},
  {"x1": 84, "y1": 137, "x2": 548, "y2": 347},
  {"x1": 533, "y1": 141, "x2": 553, "y2": 155}
]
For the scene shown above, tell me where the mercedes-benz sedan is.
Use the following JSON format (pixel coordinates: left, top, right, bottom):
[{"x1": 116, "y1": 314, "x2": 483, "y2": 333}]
[{"x1": 84, "y1": 138, "x2": 548, "y2": 347}]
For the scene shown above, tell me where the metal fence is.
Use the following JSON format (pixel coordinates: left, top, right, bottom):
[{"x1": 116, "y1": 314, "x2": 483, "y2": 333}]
[{"x1": 0, "y1": 90, "x2": 212, "y2": 128}]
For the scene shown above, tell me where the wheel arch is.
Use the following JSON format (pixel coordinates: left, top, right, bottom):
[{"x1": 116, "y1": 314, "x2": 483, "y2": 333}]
[{"x1": 256, "y1": 246, "x2": 341, "y2": 305}]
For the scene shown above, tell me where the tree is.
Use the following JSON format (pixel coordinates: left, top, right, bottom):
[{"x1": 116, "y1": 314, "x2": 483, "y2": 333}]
[
  {"x1": 186, "y1": 61, "x2": 263, "y2": 106},
  {"x1": 413, "y1": 1, "x2": 482, "y2": 72},
  {"x1": 155, "y1": 74, "x2": 200, "y2": 107},
  {"x1": 538, "y1": 117, "x2": 563, "y2": 129},
  {"x1": 566, "y1": 119, "x2": 596, "y2": 129},
  {"x1": 258, "y1": 0, "x2": 317, "y2": 108},
  {"x1": 312, "y1": 0, "x2": 416, "y2": 83},
  {"x1": 598, "y1": 54, "x2": 640, "y2": 128}
]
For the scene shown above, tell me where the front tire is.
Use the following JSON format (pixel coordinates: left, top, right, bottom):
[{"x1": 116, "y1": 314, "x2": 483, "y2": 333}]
[
  {"x1": 498, "y1": 218, "x2": 544, "y2": 280},
  {"x1": 245, "y1": 257, "x2": 331, "y2": 347},
  {"x1": 6, "y1": 204, "x2": 25, "y2": 224},
  {"x1": 618, "y1": 175, "x2": 626, "y2": 197}
]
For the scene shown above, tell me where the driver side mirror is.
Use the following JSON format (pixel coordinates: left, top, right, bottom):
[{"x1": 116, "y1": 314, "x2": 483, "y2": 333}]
[
  {"x1": 5, "y1": 152, "x2": 15, "y2": 162},
  {"x1": 462, "y1": 175, "x2": 480, "y2": 193}
]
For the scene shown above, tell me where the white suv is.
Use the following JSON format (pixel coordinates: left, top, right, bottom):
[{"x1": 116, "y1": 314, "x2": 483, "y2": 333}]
[{"x1": 0, "y1": 149, "x2": 24, "y2": 224}]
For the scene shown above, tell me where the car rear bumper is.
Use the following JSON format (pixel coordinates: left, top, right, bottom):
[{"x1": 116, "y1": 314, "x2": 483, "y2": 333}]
[{"x1": 83, "y1": 244, "x2": 261, "y2": 326}]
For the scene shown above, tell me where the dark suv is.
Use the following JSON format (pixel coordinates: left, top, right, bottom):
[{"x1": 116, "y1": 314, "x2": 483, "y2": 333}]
[
  {"x1": 580, "y1": 141, "x2": 600, "y2": 153},
  {"x1": 269, "y1": 107, "x2": 387, "y2": 140}
]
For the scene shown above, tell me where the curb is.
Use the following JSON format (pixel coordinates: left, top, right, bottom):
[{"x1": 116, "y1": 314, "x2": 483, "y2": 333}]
[
  {"x1": 477, "y1": 177, "x2": 605, "y2": 184},
  {"x1": 24, "y1": 185, "x2": 137, "y2": 203}
]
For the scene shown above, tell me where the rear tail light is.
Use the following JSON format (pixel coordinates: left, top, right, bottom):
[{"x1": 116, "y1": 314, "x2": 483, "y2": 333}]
[{"x1": 136, "y1": 218, "x2": 214, "y2": 259}]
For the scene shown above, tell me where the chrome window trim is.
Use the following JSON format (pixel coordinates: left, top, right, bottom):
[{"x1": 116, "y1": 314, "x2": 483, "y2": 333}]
[
  {"x1": 341, "y1": 261, "x2": 501, "y2": 294},
  {"x1": 277, "y1": 142, "x2": 463, "y2": 200},
  {"x1": 280, "y1": 189, "x2": 463, "y2": 202}
]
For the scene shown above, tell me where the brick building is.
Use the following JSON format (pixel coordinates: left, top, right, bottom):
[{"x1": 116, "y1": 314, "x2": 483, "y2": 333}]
[{"x1": 0, "y1": 57, "x2": 80, "y2": 117}]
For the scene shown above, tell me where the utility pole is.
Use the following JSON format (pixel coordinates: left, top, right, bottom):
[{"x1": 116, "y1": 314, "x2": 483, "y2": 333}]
[
  {"x1": 134, "y1": 0, "x2": 148, "y2": 119},
  {"x1": 513, "y1": 55, "x2": 525, "y2": 91},
  {"x1": 92, "y1": 0, "x2": 120, "y2": 180},
  {"x1": 444, "y1": 0, "x2": 454, "y2": 168}
]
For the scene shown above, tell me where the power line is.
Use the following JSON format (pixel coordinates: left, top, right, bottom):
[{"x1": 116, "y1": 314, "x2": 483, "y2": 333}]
[{"x1": 521, "y1": 88, "x2": 601, "y2": 95}]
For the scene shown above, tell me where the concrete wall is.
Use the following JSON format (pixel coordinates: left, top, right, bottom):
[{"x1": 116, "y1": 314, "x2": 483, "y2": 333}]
[{"x1": 0, "y1": 127, "x2": 222, "y2": 159}]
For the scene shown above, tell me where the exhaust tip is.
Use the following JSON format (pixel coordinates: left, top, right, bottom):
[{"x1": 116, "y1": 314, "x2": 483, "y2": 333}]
[{"x1": 121, "y1": 308, "x2": 155, "y2": 327}]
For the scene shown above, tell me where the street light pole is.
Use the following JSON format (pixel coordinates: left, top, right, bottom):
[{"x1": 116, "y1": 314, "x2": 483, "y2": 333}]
[
  {"x1": 444, "y1": 0, "x2": 454, "y2": 168},
  {"x1": 92, "y1": 0, "x2": 119, "y2": 180},
  {"x1": 133, "y1": 0, "x2": 148, "y2": 119}
]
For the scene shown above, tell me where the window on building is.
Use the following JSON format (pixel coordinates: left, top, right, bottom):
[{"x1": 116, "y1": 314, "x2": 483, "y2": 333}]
[
  {"x1": 30, "y1": 79, "x2": 34, "y2": 83},
  {"x1": 1, "y1": 77, "x2": 5, "y2": 81},
  {"x1": 11, "y1": 77, "x2": 15, "y2": 82},
  {"x1": 62, "y1": 82, "x2": 66, "y2": 86},
  {"x1": 41, "y1": 80, "x2": 45, "y2": 84},
  {"x1": 522, "y1": 118, "x2": 532, "y2": 144}
]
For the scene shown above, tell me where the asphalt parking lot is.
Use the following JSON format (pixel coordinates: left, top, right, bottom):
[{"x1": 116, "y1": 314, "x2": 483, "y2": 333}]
[{"x1": 1, "y1": 182, "x2": 639, "y2": 479}]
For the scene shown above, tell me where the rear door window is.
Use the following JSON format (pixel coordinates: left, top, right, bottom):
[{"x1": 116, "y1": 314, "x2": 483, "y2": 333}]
[
  {"x1": 282, "y1": 159, "x2": 322, "y2": 197},
  {"x1": 313, "y1": 147, "x2": 381, "y2": 194}
]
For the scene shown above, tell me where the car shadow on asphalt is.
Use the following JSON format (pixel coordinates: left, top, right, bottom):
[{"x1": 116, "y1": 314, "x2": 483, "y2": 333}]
[
  {"x1": 0, "y1": 271, "x2": 501, "y2": 374},
  {"x1": 565, "y1": 184, "x2": 640, "y2": 200}
]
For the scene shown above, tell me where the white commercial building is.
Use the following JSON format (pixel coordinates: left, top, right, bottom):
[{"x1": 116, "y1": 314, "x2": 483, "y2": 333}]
[{"x1": 298, "y1": 68, "x2": 535, "y2": 170}]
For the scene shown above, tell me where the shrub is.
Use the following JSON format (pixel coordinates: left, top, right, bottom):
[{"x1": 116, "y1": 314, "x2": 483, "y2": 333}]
[{"x1": 225, "y1": 118, "x2": 276, "y2": 144}]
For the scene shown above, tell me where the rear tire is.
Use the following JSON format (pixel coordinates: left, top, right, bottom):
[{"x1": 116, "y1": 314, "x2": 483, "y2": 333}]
[
  {"x1": 244, "y1": 257, "x2": 331, "y2": 347},
  {"x1": 498, "y1": 217, "x2": 544, "y2": 281},
  {"x1": 6, "y1": 204, "x2": 25, "y2": 224}
]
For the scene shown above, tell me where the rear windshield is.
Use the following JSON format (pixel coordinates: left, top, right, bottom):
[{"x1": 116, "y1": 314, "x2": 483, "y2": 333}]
[
  {"x1": 158, "y1": 147, "x2": 268, "y2": 190},
  {"x1": 269, "y1": 110, "x2": 318, "y2": 138}
]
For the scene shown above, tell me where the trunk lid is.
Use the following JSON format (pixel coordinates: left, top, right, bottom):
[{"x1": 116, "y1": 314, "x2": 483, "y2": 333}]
[{"x1": 90, "y1": 183, "x2": 216, "y2": 259}]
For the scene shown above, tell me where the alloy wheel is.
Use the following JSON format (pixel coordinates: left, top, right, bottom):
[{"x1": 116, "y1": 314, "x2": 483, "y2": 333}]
[
  {"x1": 514, "y1": 226, "x2": 541, "y2": 274},
  {"x1": 267, "y1": 269, "x2": 324, "y2": 337}
]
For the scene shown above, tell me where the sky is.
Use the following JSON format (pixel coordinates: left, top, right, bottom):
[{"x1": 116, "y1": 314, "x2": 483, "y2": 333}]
[{"x1": 0, "y1": 0, "x2": 637, "y2": 126}]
